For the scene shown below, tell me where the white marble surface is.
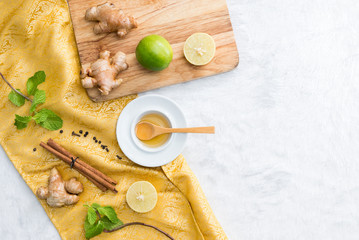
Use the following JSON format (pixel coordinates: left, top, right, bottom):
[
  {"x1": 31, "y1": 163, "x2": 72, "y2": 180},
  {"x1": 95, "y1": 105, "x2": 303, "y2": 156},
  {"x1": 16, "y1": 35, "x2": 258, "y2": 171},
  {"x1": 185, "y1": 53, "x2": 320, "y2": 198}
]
[{"x1": 2, "y1": 0, "x2": 359, "y2": 239}]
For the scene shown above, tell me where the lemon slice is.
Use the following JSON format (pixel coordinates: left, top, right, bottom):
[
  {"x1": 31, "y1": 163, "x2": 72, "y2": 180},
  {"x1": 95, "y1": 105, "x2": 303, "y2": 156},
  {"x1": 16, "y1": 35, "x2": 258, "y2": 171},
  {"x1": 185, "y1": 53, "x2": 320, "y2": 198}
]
[
  {"x1": 184, "y1": 33, "x2": 216, "y2": 66},
  {"x1": 126, "y1": 181, "x2": 157, "y2": 213}
]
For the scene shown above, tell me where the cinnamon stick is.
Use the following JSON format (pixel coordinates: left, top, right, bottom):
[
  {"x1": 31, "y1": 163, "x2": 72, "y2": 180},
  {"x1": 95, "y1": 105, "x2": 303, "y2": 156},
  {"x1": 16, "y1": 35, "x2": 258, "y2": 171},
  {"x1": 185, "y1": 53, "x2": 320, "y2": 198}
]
[
  {"x1": 47, "y1": 138, "x2": 117, "y2": 185},
  {"x1": 40, "y1": 142, "x2": 107, "y2": 192},
  {"x1": 83, "y1": 175, "x2": 107, "y2": 192},
  {"x1": 47, "y1": 139, "x2": 109, "y2": 191},
  {"x1": 40, "y1": 142, "x2": 117, "y2": 193}
]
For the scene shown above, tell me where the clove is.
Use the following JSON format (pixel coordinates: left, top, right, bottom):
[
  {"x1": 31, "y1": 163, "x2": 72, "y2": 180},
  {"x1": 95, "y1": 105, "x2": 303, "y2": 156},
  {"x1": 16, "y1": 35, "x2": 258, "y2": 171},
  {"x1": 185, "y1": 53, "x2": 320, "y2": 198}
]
[{"x1": 72, "y1": 131, "x2": 81, "y2": 137}]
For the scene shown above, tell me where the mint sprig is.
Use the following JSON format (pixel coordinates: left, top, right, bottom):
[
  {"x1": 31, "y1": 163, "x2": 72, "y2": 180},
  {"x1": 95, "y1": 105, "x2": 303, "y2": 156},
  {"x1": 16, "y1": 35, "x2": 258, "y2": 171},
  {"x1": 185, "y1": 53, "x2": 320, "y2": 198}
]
[
  {"x1": 1, "y1": 71, "x2": 63, "y2": 131},
  {"x1": 83, "y1": 203, "x2": 174, "y2": 240},
  {"x1": 84, "y1": 204, "x2": 123, "y2": 239}
]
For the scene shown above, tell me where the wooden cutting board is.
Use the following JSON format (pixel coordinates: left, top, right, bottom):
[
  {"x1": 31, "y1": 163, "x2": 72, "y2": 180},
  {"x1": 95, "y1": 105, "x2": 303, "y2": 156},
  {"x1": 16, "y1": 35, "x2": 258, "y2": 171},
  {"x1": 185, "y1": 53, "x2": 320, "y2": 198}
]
[{"x1": 67, "y1": 0, "x2": 238, "y2": 102}]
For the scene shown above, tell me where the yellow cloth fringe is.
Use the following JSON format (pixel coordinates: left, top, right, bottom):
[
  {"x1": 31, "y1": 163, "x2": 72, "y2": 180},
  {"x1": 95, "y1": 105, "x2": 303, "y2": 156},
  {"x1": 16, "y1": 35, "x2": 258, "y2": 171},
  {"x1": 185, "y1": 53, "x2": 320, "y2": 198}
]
[{"x1": 0, "y1": 0, "x2": 227, "y2": 239}]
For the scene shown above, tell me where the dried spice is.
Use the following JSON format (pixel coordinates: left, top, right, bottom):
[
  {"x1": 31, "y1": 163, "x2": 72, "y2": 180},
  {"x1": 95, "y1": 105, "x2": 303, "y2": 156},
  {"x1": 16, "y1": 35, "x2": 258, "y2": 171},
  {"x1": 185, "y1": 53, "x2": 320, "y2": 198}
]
[
  {"x1": 60, "y1": 130, "x2": 63, "y2": 134},
  {"x1": 116, "y1": 155, "x2": 122, "y2": 160},
  {"x1": 69, "y1": 131, "x2": 111, "y2": 153},
  {"x1": 33, "y1": 148, "x2": 36, "y2": 152},
  {"x1": 41, "y1": 139, "x2": 118, "y2": 193},
  {"x1": 72, "y1": 131, "x2": 81, "y2": 137}
]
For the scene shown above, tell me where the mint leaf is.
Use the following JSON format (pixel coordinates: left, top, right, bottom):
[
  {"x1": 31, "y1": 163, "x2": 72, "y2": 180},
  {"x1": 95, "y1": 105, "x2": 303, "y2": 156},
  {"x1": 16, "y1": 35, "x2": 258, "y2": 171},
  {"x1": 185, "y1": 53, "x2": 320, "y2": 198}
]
[
  {"x1": 26, "y1": 71, "x2": 45, "y2": 96},
  {"x1": 8, "y1": 89, "x2": 25, "y2": 107},
  {"x1": 84, "y1": 218, "x2": 104, "y2": 239},
  {"x1": 30, "y1": 89, "x2": 46, "y2": 113},
  {"x1": 14, "y1": 114, "x2": 32, "y2": 129},
  {"x1": 84, "y1": 216, "x2": 92, "y2": 230},
  {"x1": 33, "y1": 109, "x2": 63, "y2": 130},
  {"x1": 97, "y1": 206, "x2": 119, "y2": 224},
  {"x1": 91, "y1": 203, "x2": 101, "y2": 210},
  {"x1": 100, "y1": 216, "x2": 123, "y2": 231},
  {"x1": 33, "y1": 109, "x2": 54, "y2": 124},
  {"x1": 39, "y1": 114, "x2": 63, "y2": 130},
  {"x1": 87, "y1": 207, "x2": 97, "y2": 225}
]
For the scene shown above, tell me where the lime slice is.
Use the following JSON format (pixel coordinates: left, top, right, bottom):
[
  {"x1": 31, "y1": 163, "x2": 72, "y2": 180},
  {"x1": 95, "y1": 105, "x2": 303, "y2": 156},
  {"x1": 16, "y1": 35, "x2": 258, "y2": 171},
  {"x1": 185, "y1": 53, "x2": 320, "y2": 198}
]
[
  {"x1": 126, "y1": 181, "x2": 157, "y2": 213},
  {"x1": 184, "y1": 33, "x2": 216, "y2": 66}
]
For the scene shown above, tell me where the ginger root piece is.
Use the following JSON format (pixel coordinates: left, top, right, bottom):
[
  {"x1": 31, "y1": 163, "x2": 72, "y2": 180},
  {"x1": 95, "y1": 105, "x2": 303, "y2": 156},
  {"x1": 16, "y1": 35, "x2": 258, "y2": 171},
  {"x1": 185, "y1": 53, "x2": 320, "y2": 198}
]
[
  {"x1": 36, "y1": 168, "x2": 83, "y2": 207},
  {"x1": 81, "y1": 50, "x2": 128, "y2": 95},
  {"x1": 85, "y1": 2, "x2": 138, "y2": 38},
  {"x1": 36, "y1": 186, "x2": 49, "y2": 200},
  {"x1": 65, "y1": 177, "x2": 83, "y2": 194}
]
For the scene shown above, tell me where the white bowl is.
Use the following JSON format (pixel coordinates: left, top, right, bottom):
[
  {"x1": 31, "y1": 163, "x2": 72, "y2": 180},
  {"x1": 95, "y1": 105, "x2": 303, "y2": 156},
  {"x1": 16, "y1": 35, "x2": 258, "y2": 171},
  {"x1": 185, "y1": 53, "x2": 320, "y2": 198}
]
[{"x1": 116, "y1": 95, "x2": 187, "y2": 167}]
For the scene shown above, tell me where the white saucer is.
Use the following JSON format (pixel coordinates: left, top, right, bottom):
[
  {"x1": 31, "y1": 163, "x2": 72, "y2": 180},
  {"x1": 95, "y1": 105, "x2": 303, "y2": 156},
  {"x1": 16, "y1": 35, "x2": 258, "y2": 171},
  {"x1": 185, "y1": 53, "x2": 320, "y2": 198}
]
[{"x1": 116, "y1": 95, "x2": 187, "y2": 167}]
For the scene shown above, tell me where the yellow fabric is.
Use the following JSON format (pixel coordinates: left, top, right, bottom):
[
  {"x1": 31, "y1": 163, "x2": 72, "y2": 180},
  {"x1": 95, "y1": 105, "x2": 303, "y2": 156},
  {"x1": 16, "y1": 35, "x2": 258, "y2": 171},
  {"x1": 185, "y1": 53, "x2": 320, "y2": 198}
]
[{"x1": 0, "y1": 0, "x2": 227, "y2": 239}]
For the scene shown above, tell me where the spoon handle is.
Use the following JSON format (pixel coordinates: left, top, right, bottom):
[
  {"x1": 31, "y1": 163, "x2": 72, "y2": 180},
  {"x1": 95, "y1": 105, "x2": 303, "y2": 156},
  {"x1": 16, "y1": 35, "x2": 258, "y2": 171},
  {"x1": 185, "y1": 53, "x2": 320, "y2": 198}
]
[{"x1": 165, "y1": 126, "x2": 215, "y2": 134}]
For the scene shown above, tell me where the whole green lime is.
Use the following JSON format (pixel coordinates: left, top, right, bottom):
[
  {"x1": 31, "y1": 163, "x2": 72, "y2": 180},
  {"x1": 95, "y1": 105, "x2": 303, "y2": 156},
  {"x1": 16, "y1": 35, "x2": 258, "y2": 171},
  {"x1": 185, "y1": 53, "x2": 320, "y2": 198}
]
[{"x1": 136, "y1": 35, "x2": 173, "y2": 71}]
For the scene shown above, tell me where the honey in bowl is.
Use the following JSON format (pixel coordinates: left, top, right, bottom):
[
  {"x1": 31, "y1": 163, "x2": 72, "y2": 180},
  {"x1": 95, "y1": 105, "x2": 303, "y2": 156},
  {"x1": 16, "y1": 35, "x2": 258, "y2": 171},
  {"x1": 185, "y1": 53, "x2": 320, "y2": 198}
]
[{"x1": 137, "y1": 113, "x2": 171, "y2": 148}]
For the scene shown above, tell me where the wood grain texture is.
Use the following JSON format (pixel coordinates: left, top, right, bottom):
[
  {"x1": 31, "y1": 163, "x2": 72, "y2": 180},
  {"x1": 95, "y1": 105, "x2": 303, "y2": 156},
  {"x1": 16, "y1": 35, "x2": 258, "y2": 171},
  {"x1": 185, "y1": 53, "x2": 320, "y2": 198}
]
[{"x1": 67, "y1": 0, "x2": 239, "y2": 102}]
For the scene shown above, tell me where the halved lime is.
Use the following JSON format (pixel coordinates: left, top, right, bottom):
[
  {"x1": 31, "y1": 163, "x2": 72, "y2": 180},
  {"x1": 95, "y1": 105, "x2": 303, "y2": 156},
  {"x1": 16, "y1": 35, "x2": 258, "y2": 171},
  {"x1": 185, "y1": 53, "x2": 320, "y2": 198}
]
[
  {"x1": 184, "y1": 33, "x2": 216, "y2": 66},
  {"x1": 126, "y1": 181, "x2": 157, "y2": 213},
  {"x1": 136, "y1": 35, "x2": 173, "y2": 71}
]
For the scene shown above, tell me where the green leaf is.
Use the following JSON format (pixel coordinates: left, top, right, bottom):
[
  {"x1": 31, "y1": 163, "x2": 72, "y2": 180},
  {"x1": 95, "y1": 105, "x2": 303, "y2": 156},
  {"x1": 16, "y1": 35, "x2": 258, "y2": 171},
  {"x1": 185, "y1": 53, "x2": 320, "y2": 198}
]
[
  {"x1": 8, "y1": 89, "x2": 25, "y2": 107},
  {"x1": 33, "y1": 109, "x2": 53, "y2": 124},
  {"x1": 84, "y1": 215, "x2": 92, "y2": 231},
  {"x1": 87, "y1": 207, "x2": 97, "y2": 225},
  {"x1": 91, "y1": 203, "x2": 101, "y2": 210},
  {"x1": 99, "y1": 216, "x2": 123, "y2": 231},
  {"x1": 30, "y1": 89, "x2": 46, "y2": 113},
  {"x1": 33, "y1": 109, "x2": 63, "y2": 130},
  {"x1": 39, "y1": 114, "x2": 63, "y2": 130},
  {"x1": 26, "y1": 71, "x2": 45, "y2": 96},
  {"x1": 84, "y1": 218, "x2": 104, "y2": 239},
  {"x1": 97, "y1": 206, "x2": 119, "y2": 224},
  {"x1": 14, "y1": 114, "x2": 32, "y2": 129}
]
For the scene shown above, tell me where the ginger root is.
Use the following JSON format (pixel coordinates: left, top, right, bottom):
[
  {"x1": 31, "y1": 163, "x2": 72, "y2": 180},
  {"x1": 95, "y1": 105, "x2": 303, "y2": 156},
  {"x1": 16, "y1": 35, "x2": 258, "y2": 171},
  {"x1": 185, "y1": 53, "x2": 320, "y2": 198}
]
[
  {"x1": 81, "y1": 50, "x2": 128, "y2": 95},
  {"x1": 36, "y1": 168, "x2": 83, "y2": 207},
  {"x1": 85, "y1": 2, "x2": 138, "y2": 38},
  {"x1": 65, "y1": 177, "x2": 83, "y2": 194}
]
